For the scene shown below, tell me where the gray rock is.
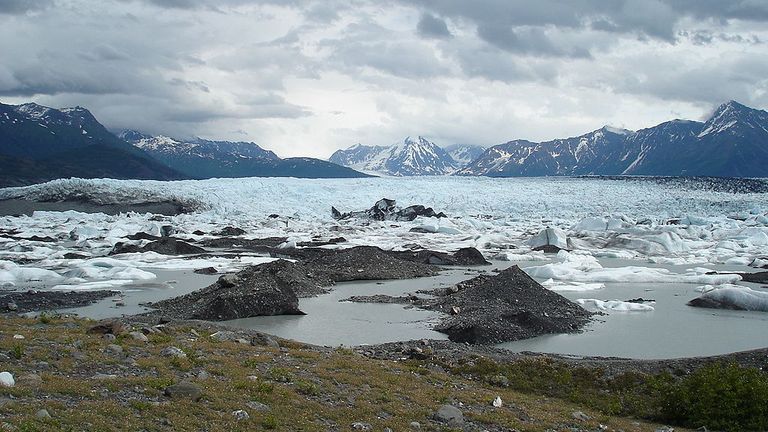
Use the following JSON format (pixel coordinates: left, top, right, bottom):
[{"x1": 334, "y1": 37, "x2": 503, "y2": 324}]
[
  {"x1": 433, "y1": 404, "x2": 463, "y2": 426},
  {"x1": 17, "y1": 373, "x2": 42, "y2": 388},
  {"x1": 572, "y1": 411, "x2": 590, "y2": 421},
  {"x1": 232, "y1": 410, "x2": 249, "y2": 421},
  {"x1": 93, "y1": 373, "x2": 118, "y2": 380},
  {"x1": 209, "y1": 331, "x2": 238, "y2": 342},
  {"x1": 35, "y1": 409, "x2": 51, "y2": 420},
  {"x1": 105, "y1": 344, "x2": 123, "y2": 355},
  {"x1": 160, "y1": 347, "x2": 187, "y2": 359},
  {"x1": 245, "y1": 401, "x2": 270, "y2": 412},
  {"x1": 6, "y1": 302, "x2": 17, "y2": 312},
  {"x1": 86, "y1": 320, "x2": 125, "y2": 335},
  {"x1": 129, "y1": 331, "x2": 148, "y2": 342},
  {"x1": 251, "y1": 333, "x2": 280, "y2": 348},
  {"x1": 409, "y1": 421, "x2": 421, "y2": 429},
  {"x1": 103, "y1": 334, "x2": 116, "y2": 341},
  {"x1": 351, "y1": 422, "x2": 371, "y2": 430},
  {"x1": 196, "y1": 370, "x2": 210, "y2": 381},
  {"x1": 164, "y1": 382, "x2": 202, "y2": 401}
]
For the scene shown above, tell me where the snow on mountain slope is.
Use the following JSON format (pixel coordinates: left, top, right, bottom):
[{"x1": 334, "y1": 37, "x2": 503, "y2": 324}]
[
  {"x1": 329, "y1": 136, "x2": 458, "y2": 176},
  {"x1": 444, "y1": 144, "x2": 485, "y2": 167},
  {"x1": 459, "y1": 101, "x2": 768, "y2": 178},
  {"x1": 119, "y1": 130, "x2": 366, "y2": 179}
]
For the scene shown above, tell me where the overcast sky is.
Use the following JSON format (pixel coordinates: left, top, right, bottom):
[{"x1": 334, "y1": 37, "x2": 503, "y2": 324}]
[{"x1": 1, "y1": 0, "x2": 767, "y2": 158}]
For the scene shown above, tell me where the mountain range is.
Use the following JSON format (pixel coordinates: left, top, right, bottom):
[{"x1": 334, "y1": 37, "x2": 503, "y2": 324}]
[
  {"x1": 0, "y1": 102, "x2": 185, "y2": 187},
  {"x1": 0, "y1": 102, "x2": 368, "y2": 187},
  {"x1": 1, "y1": 100, "x2": 766, "y2": 187},
  {"x1": 329, "y1": 136, "x2": 484, "y2": 176},
  {"x1": 118, "y1": 131, "x2": 366, "y2": 180},
  {"x1": 457, "y1": 101, "x2": 768, "y2": 178}
]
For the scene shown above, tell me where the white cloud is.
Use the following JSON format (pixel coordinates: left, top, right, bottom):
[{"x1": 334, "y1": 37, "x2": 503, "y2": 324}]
[{"x1": 0, "y1": 0, "x2": 766, "y2": 158}]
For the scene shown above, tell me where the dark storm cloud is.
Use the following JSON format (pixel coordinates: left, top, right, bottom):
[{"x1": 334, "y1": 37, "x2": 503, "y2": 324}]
[
  {"x1": 476, "y1": 24, "x2": 590, "y2": 58},
  {"x1": 407, "y1": 0, "x2": 768, "y2": 52},
  {"x1": 416, "y1": 13, "x2": 452, "y2": 39},
  {"x1": 0, "y1": 0, "x2": 52, "y2": 14}
]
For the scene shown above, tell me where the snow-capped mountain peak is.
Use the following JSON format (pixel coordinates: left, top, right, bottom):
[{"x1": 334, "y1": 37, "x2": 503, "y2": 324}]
[
  {"x1": 698, "y1": 100, "x2": 768, "y2": 138},
  {"x1": 330, "y1": 136, "x2": 458, "y2": 176}
]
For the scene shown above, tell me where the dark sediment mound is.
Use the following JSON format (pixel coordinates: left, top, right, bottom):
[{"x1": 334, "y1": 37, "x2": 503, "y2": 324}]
[
  {"x1": 0, "y1": 198, "x2": 193, "y2": 217},
  {"x1": 305, "y1": 246, "x2": 438, "y2": 281},
  {"x1": 149, "y1": 246, "x2": 439, "y2": 320},
  {"x1": 126, "y1": 232, "x2": 161, "y2": 241},
  {"x1": 346, "y1": 266, "x2": 592, "y2": 344},
  {"x1": 2, "y1": 290, "x2": 119, "y2": 313},
  {"x1": 428, "y1": 266, "x2": 591, "y2": 344},
  {"x1": 390, "y1": 247, "x2": 490, "y2": 266},
  {"x1": 735, "y1": 271, "x2": 768, "y2": 284},
  {"x1": 211, "y1": 226, "x2": 246, "y2": 237},
  {"x1": 332, "y1": 198, "x2": 446, "y2": 221},
  {"x1": 703, "y1": 270, "x2": 768, "y2": 284},
  {"x1": 150, "y1": 260, "x2": 311, "y2": 320},
  {"x1": 110, "y1": 238, "x2": 206, "y2": 255},
  {"x1": 199, "y1": 236, "x2": 287, "y2": 252}
]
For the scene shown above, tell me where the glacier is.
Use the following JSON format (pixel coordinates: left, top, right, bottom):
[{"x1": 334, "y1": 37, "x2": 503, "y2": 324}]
[{"x1": 1, "y1": 175, "x2": 767, "y2": 292}]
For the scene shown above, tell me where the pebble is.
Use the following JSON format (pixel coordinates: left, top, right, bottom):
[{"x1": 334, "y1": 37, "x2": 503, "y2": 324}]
[
  {"x1": 492, "y1": 396, "x2": 503, "y2": 407},
  {"x1": 12, "y1": 335, "x2": 24, "y2": 340},
  {"x1": 103, "y1": 334, "x2": 116, "y2": 341},
  {"x1": 232, "y1": 410, "x2": 249, "y2": 421},
  {"x1": 0, "y1": 372, "x2": 14, "y2": 388},
  {"x1": 160, "y1": 347, "x2": 187, "y2": 358},
  {"x1": 35, "y1": 409, "x2": 51, "y2": 420},
  {"x1": 409, "y1": 421, "x2": 421, "y2": 429},
  {"x1": 196, "y1": 370, "x2": 210, "y2": 381},
  {"x1": 351, "y1": 422, "x2": 371, "y2": 430},
  {"x1": 6, "y1": 302, "x2": 17, "y2": 312}
]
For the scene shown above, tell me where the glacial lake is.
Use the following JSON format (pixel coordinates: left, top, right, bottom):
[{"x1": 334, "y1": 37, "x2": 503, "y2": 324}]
[{"x1": 63, "y1": 259, "x2": 768, "y2": 359}]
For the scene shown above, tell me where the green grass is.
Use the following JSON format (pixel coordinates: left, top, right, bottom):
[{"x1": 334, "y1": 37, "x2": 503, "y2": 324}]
[{"x1": 6, "y1": 314, "x2": 760, "y2": 431}]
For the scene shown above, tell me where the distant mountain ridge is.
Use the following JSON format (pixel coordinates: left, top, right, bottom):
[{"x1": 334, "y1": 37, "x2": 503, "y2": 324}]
[
  {"x1": 119, "y1": 131, "x2": 368, "y2": 179},
  {"x1": 0, "y1": 102, "x2": 185, "y2": 187},
  {"x1": 458, "y1": 101, "x2": 768, "y2": 178},
  {"x1": 329, "y1": 136, "x2": 468, "y2": 176}
]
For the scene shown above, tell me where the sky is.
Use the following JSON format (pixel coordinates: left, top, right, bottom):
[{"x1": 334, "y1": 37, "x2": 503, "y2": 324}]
[{"x1": 1, "y1": 0, "x2": 767, "y2": 158}]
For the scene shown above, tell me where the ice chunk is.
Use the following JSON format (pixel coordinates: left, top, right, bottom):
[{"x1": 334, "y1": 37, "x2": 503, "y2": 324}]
[
  {"x1": 689, "y1": 285, "x2": 768, "y2": 312},
  {"x1": 527, "y1": 227, "x2": 568, "y2": 249},
  {"x1": 576, "y1": 299, "x2": 655, "y2": 312},
  {"x1": 496, "y1": 252, "x2": 549, "y2": 262},
  {"x1": 541, "y1": 278, "x2": 605, "y2": 292},
  {"x1": 525, "y1": 251, "x2": 740, "y2": 284}
]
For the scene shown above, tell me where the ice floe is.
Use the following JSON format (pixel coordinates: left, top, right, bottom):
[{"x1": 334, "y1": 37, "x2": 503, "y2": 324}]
[
  {"x1": 525, "y1": 251, "x2": 741, "y2": 285},
  {"x1": 689, "y1": 284, "x2": 768, "y2": 312},
  {"x1": 576, "y1": 299, "x2": 655, "y2": 312}
]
